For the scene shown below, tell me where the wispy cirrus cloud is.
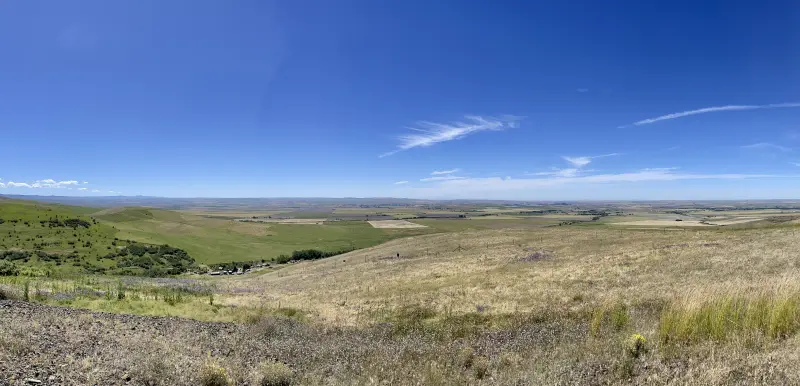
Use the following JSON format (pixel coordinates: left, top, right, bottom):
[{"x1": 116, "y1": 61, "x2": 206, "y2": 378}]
[
  {"x1": 420, "y1": 175, "x2": 466, "y2": 182},
  {"x1": 740, "y1": 142, "x2": 792, "y2": 152},
  {"x1": 394, "y1": 180, "x2": 409, "y2": 185},
  {"x1": 619, "y1": 102, "x2": 800, "y2": 128},
  {"x1": 380, "y1": 115, "x2": 523, "y2": 157},
  {"x1": 562, "y1": 153, "x2": 619, "y2": 168},
  {"x1": 528, "y1": 168, "x2": 581, "y2": 178},
  {"x1": 562, "y1": 157, "x2": 591, "y2": 168},
  {"x1": 527, "y1": 153, "x2": 618, "y2": 179},
  {"x1": 431, "y1": 169, "x2": 461, "y2": 175}
]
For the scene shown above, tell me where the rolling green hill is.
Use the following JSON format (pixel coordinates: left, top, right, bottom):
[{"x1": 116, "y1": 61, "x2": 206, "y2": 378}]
[
  {"x1": 94, "y1": 207, "x2": 430, "y2": 264},
  {"x1": 0, "y1": 200, "x2": 194, "y2": 276},
  {"x1": 0, "y1": 200, "x2": 441, "y2": 275}
]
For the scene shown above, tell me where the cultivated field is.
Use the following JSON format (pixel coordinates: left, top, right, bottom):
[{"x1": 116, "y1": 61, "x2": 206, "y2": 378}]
[
  {"x1": 92, "y1": 207, "x2": 429, "y2": 264},
  {"x1": 240, "y1": 218, "x2": 327, "y2": 225},
  {"x1": 611, "y1": 219, "x2": 713, "y2": 227},
  {"x1": 368, "y1": 220, "x2": 427, "y2": 229}
]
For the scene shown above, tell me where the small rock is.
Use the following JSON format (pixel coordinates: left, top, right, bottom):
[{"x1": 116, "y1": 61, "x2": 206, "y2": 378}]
[{"x1": 24, "y1": 379, "x2": 42, "y2": 385}]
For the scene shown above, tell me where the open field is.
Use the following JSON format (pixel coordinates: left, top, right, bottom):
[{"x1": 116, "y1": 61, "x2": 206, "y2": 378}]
[
  {"x1": 8, "y1": 197, "x2": 800, "y2": 384},
  {"x1": 610, "y1": 219, "x2": 713, "y2": 227},
  {"x1": 368, "y1": 220, "x2": 428, "y2": 229},
  {"x1": 95, "y1": 208, "x2": 428, "y2": 264},
  {"x1": 240, "y1": 218, "x2": 327, "y2": 224},
  {"x1": 7, "y1": 223, "x2": 800, "y2": 383},
  {"x1": 219, "y1": 226, "x2": 800, "y2": 324},
  {"x1": 610, "y1": 217, "x2": 766, "y2": 227}
]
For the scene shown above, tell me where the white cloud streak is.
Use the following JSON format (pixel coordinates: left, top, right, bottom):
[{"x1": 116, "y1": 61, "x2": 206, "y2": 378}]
[
  {"x1": 420, "y1": 175, "x2": 466, "y2": 182},
  {"x1": 414, "y1": 169, "x2": 784, "y2": 194},
  {"x1": 394, "y1": 180, "x2": 409, "y2": 185},
  {"x1": 0, "y1": 179, "x2": 81, "y2": 188},
  {"x1": 431, "y1": 169, "x2": 461, "y2": 175},
  {"x1": 529, "y1": 168, "x2": 581, "y2": 178},
  {"x1": 740, "y1": 142, "x2": 792, "y2": 152},
  {"x1": 562, "y1": 156, "x2": 591, "y2": 168},
  {"x1": 0, "y1": 179, "x2": 99, "y2": 191},
  {"x1": 6, "y1": 182, "x2": 33, "y2": 188},
  {"x1": 380, "y1": 115, "x2": 523, "y2": 157},
  {"x1": 620, "y1": 102, "x2": 800, "y2": 128}
]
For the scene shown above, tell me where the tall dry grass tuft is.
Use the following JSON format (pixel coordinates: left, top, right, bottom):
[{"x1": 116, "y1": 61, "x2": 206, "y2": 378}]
[
  {"x1": 590, "y1": 301, "x2": 630, "y2": 337},
  {"x1": 659, "y1": 284, "x2": 800, "y2": 344},
  {"x1": 199, "y1": 356, "x2": 231, "y2": 386}
]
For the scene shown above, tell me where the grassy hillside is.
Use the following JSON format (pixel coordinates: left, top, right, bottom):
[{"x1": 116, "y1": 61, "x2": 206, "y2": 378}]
[
  {"x1": 0, "y1": 201, "x2": 195, "y2": 276},
  {"x1": 94, "y1": 207, "x2": 436, "y2": 264},
  {"x1": 0, "y1": 200, "x2": 117, "y2": 274},
  {"x1": 0, "y1": 200, "x2": 197, "y2": 276},
  {"x1": 0, "y1": 198, "x2": 634, "y2": 273},
  {"x1": 227, "y1": 226, "x2": 800, "y2": 323},
  {"x1": 0, "y1": 199, "x2": 449, "y2": 272}
]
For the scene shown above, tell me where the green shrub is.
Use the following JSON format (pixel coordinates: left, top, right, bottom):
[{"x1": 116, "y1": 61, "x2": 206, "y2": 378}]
[
  {"x1": 251, "y1": 360, "x2": 293, "y2": 386},
  {"x1": 0, "y1": 260, "x2": 19, "y2": 276}
]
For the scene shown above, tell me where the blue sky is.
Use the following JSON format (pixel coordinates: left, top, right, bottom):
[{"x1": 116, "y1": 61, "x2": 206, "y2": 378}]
[{"x1": 2, "y1": 0, "x2": 800, "y2": 199}]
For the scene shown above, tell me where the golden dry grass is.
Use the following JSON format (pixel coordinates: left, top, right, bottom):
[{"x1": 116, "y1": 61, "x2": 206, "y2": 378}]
[
  {"x1": 220, "y1": 226, "x2": 800, "y2": 326},
  {"x1": 9, "y1": 224, "x2": 800, "y2": 384},
  {"x1": 610, "y1": 219, "x2": 712, "y2": 226}
]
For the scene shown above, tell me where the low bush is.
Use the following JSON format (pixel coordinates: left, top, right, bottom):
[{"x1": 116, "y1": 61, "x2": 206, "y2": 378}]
[
  {"x1": 199, "y1": 358, "x2": 231, "y2": 386},
  {"x1": 471, "y1": 355, "x2": 490, "y2": 379},
  {"x1": 0, "y1": 260, "x2": 19, "y2": 276},
  {"x1": 251, "y1": 360, "x2": 293, "y2": 386}
]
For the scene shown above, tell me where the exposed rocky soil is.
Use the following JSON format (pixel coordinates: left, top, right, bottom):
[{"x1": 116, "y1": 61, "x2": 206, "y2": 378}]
[
  {"x1": 4, "y1": 300, "x2": 799, "y2": 385},
  {"x1": 0, "y1": 300, "x2": 244, "y2": 385}
]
